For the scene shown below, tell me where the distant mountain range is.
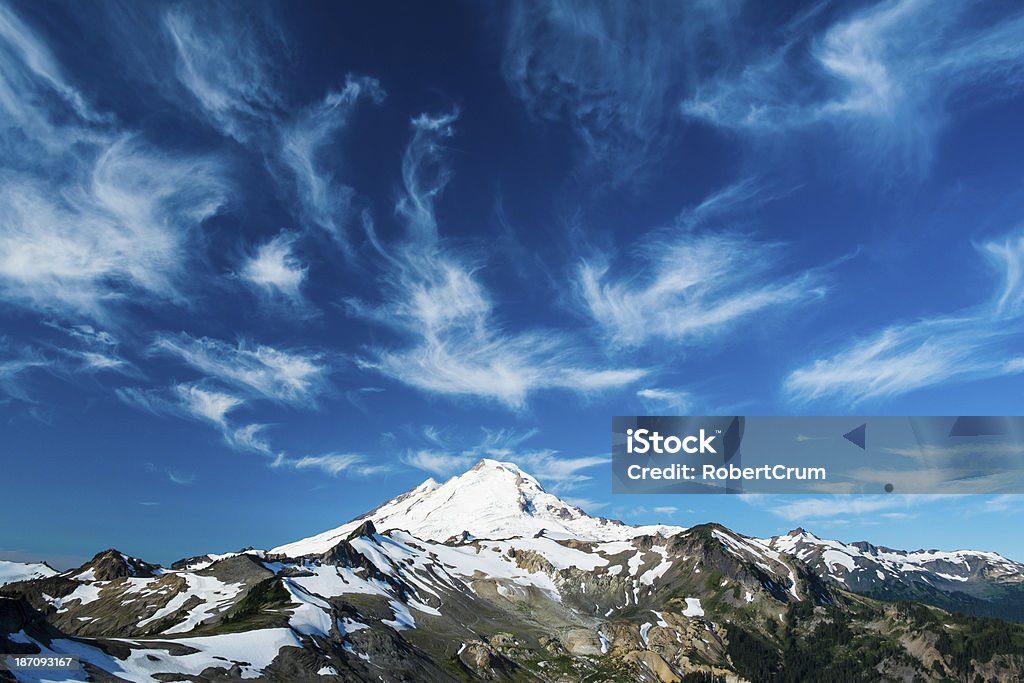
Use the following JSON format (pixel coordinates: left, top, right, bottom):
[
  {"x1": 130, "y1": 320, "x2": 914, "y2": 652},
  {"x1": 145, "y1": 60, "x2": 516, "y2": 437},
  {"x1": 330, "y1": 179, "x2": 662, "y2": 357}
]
[{"x1": 2, "y1": 459, "x2": 1024, "y2": 681}]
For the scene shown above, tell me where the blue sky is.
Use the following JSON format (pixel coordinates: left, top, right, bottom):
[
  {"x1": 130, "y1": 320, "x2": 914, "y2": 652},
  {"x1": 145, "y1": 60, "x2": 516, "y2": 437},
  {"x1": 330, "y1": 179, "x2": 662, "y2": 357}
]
[{"x1": 2, "y1": 0, "x2": 1024, "y2": 569}]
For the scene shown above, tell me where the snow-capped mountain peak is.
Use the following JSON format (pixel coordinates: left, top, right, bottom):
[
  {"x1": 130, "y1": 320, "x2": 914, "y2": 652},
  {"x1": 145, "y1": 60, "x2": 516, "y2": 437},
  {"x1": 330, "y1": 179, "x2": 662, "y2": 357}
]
[{"x1": 272, "y1": 459, "x2": 682, "y2": 556}]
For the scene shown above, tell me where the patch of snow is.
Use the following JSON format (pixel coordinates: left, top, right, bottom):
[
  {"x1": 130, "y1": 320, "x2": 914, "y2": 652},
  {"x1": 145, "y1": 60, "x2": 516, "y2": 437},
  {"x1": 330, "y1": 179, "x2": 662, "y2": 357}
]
[
  {"x1": 681, "y1": 598, "x2": 704, "y2": 617},
  {"x1": 343, "y1": 642, "x2": 371, "y2": 661},
  {"x1": 383, "y1": 600, "x2": 415, "y2": 630},
  {"x1": 59, "y1": 582, "x2": 104, "y2": 609},
  {"x1": 639, "y1": 559, "x2": 672, "y2": 586},
  {"x1": 285, "y1": 580, "x2": 334, "y2": 636},
  {"x1": 339, "y1": 617, "x2": 369, "y2": 634},
  {"x1": 823, "y1": 549, "x2": 855, "y2": 572},
  {"x1": 628, "y1": 551, "x2": 647, "y2": 576}
]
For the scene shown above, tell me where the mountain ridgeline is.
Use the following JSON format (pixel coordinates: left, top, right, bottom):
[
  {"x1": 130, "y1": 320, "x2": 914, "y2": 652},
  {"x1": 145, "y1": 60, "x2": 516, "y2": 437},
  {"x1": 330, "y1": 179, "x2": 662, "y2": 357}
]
[{"x1": 2, "y1": 459, "x2": 1023, "y2": 682}]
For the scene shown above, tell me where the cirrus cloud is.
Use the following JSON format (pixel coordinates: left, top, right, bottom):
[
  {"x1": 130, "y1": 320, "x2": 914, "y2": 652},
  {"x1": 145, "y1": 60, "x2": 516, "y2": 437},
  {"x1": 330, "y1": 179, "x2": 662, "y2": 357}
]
[
  {"x1": 351, "y1": 112, "x2": 647, "y2": 409},
  {"x1": 153, "y1": 333, "x2": 330, "y2": 406},
  {"x1": 785, "y1": 231, "x2": 1024, "y2": 404}
]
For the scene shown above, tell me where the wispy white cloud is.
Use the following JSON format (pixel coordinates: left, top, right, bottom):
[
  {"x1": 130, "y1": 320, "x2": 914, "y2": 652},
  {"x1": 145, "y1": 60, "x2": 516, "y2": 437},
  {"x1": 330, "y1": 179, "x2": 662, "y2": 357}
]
[
  {"x1": 478, "y1": 427, "x2": 539, "y2": 452},
  {"x1": 239, "y1": 232, "x2": 307, "y2": 301},
  {"x1": 153, "y1": 334, "x2": 329, "y2": 406},
  {"x1": 164, "y1": 6, "x2": 382, "y2": 251},
  {"x1": 518, "y1": 454, "x2": 609, "y2": 487},
  {"x1": 344, "y1": 386, "x2": 385, "y2": 413},
  {"x1": 744, "y1": 493, "x2": 949, "y2": 522},
  {"x1": 54, "y1": 324, "x2": 118, "y2": 348},
  {"x1": 0, "y1": 339, "x2": 130, "y2": 405},
  {"x1": 681, "y1": 0, "x2": 1024, "y2": 170},
  {"x1": 981, "y1": 495, "x2": 1024, "y2": 514},
  {"x1": 290, "y1": 453, "x2": 365, "y2": 476},
  {"x1": 117, "y1": 383, "x2": 247, "y2": 443},
  {"x1": 227, "y1": 430, "x2": 387, "y2": 478},
  {"x1": 771, "y1": 496, "x2": 909, "y2": 521},
  {"x1": 46, "y1": 323, "x2": 131, "y2": 373},
  {"x1": 175, "y1": 384, "x2": 243, "y2": 428},
  {"x1": 352, "y1": 112, "x2": 646, "y2": 408},
  {"x1": 561, "y1": 497, "x2": 609, "y2": 513},
  {"x1": 228, "y1": 423, "x2": 274, "y2": 455},
  {"x1": 785, "y1": 231, "x2": 1024, "y2": 404},
  {"x1": 115, "y1": 386, "x2": 172, "y2": 417},
  {"x1": 578, "y1": 183, "x2": 827, "y2": 348},
  {"x1": 265, "y1": 444, "x2": 386, "y2": 478},
  {"x1": 395, "y1": 110, "x2": 459, "y2": 245},
  {"x1": 402, "y1": 450, "x2": 470, "y2": 477},
  {"x1": 637, "y1": 388, "x2": 693, "y2": 413},
  {"x1": 206, "y1": 439, "x2": 384, "y2": 478},
  {"x1": 280, "y1": 78, "x2": 384, "y2": 246},
  {"x1": 0, "y1": 136, "x2": 227, "y2": 322},
  {"x1": 163, "y1": 5, "x2": 282, "y2": 144},
  {"x1": 611, "y1": 504, "x2": 695, "y2": 522},
  {"x1": 167, "y1": 470, "x2": 195, "y2": 486},
  {"x1": 503, "y1": 0, "x2": 739, "y2": 181},
  {"x1": 0, "y1": 354, "x2": 48, "y2": 402},
  {"x1": 0, "y1": 5, "x2": 228, "y2": 323},
  {"x1": 0, "y1": 2, "x2": 107, "y2": 135},
  {"x1": 119, "y1": 381, "x2": 384, "y2": 479},
  {"x1": 0, "y1": 335, "x2": 127, "y2": 401},
  {"x1": 984, "y1": 231, "x2": 1024, "y2": 318},
  {"x1": 74, "y1": 351, "x2": 127, "y2": 372}
]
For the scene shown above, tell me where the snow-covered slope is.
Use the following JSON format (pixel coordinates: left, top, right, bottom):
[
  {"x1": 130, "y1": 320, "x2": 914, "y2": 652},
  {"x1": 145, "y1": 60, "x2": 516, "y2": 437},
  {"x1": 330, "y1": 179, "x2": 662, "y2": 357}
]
[
  {"x1": 0, "y1": 559, "x2": 57, "y2": 586},
  {"x1": 273, "y1": 459, "x2": 684, "y2": 556}
]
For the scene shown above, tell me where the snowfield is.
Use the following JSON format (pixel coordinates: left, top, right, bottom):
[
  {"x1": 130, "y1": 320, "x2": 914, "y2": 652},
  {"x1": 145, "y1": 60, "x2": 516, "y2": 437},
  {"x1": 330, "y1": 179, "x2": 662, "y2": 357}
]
[{"x1": 0, "y1": 560, "x2": 57, "y2": 586}]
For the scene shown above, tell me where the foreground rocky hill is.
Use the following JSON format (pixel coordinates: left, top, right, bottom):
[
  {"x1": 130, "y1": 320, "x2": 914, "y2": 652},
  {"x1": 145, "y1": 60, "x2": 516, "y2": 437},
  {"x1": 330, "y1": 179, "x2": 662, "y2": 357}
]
[{"x1": 2, "y1": 459, "x2": 1023, "y2": 682}]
